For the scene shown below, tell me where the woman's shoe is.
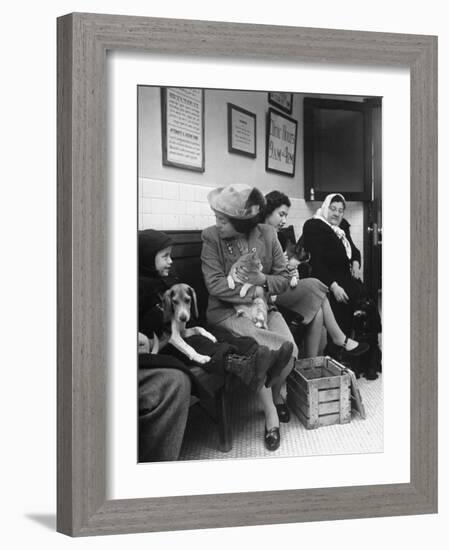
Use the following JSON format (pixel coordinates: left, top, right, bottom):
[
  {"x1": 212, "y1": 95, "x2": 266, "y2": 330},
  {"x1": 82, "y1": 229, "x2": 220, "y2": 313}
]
[
  {"x1": 340, "y1": 337, "x2": 370, "y2": 357},
  {"x1": 264, "y1": 425, "x2": 280, "y2": 451},
  {"x1": 275, "y1": 403, "x2": 290, "y2": 423}
]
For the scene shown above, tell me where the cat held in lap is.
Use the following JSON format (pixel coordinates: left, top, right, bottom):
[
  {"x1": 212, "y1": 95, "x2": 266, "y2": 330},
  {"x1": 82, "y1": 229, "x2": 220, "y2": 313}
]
[
  {"x1": 227, "y1": 250, "x2": 264, "y2": 297},
  {"x1": 227, "y1": 251, "x2": 268, "y2": 329}
]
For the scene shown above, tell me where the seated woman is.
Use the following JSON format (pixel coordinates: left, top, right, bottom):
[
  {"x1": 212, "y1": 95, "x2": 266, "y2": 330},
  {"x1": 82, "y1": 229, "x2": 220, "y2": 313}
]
[
  {"x1": 302, "y1": 193, "x2": 365, "y2": 336},
  {"x1": 263, "y1": 190, "x2": 368, "y2": 358},
  {"x1": 201, "y1": 183, "x2": 301, "y2": 452},
  {"x1": 138, "y1": 228, "x2": 292, "y2": 459}
]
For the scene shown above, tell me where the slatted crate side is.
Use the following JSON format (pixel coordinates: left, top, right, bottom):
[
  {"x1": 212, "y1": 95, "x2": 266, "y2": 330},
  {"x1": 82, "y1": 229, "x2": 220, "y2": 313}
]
[
  {"x1": 286, "y1": 383, "x2": 313, "y2": 428},
  {"x1": 287, "y1": 369, "x2": 309, "y2": 393},
  {"x1": 336, "y1": 373, "x2": 351, "y2": 424},
  {"x1": 319, "y1": 388, "x2": 341, "y2": 402},
  {"x1": 287, "y1": 366, "x2": 351, "y2": 429},
  {"x1": 287, "y1": 383, "x2": 344, "y2": 429}
]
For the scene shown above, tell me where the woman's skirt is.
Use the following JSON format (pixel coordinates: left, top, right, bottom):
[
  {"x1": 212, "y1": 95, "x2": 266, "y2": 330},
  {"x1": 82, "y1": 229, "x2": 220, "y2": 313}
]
[
  {"x1": 214, "y1": 310, "x2": 298, "y2": 359},
  {"x1": 275, "y1": 277, "x2": 328, "y2": 325}
]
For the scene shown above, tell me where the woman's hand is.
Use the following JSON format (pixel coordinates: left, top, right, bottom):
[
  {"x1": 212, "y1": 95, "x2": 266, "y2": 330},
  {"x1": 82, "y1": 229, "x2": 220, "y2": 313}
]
[
  {"x1": 330, "y1": 282, "x2": 349, "y2": 303},
  {"x1": 138, "y1": 332, "x2": 150, "y2": 354},
  {"x1": 236, "y1": 266, "x2": 266, "y2": 286},
  {"x1": 351, "y1": 260, "x2": 361, "y2": 280}
]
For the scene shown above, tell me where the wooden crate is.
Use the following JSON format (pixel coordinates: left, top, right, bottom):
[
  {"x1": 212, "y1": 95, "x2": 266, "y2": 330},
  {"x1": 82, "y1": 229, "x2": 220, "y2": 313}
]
[{"x1": 287, "y1": 356, "x2": 351, "y2": 429}]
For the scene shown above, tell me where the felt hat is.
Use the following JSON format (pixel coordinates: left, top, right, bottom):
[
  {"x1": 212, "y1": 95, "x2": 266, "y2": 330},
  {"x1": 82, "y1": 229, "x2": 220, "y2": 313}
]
[{"x1": 207, "y1": 184, "x2": 263, "y2": 220}]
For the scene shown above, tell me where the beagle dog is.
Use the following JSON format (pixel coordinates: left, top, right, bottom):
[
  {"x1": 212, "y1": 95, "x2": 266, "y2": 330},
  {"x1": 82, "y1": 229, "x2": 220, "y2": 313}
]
[{"x1": 162, "y1": 283, "x2": 217, "y2": 364}]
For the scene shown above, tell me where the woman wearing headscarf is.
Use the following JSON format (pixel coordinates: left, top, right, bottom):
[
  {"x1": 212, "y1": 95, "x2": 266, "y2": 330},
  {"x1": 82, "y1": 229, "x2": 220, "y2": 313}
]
[
  {"x1": 302, "y1": 193, "x2": 363, "y2": 335},
  {"x1": 201, "y1": 183, "x2": 295, "y2": 451},
  {"x1": 263, "y1": 190, "x2": 368, "y2": 358}
]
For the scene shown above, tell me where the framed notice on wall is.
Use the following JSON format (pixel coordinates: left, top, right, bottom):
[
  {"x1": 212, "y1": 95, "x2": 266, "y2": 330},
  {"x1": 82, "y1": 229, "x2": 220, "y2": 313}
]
[
  {"x1": 161, "y1": 87, "x2": 205, "y2": 172},
  {"x1": 266, "y1": 108, "x2": 298, "y2": 176},
  {"x1": 227, "y1": 103, "x2": 257, "y2": 157},
  {"x1": 268, "y1": 91, "x2": 293, "y2": 114}
]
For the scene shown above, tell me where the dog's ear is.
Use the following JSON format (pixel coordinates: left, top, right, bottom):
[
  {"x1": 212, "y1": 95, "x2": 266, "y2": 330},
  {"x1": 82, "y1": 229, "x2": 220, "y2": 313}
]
[
  {"x1": 162, "y1": 289, "x2": 174, "y2": 322},
  {"x1": 187, "y1": 286, "x2": 199, "y2": 319}
]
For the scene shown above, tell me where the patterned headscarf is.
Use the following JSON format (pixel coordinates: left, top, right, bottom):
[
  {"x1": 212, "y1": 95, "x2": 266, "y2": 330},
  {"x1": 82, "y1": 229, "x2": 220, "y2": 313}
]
[{"x1": 313, "y1": 193, "x2": 352, "y2": 259}]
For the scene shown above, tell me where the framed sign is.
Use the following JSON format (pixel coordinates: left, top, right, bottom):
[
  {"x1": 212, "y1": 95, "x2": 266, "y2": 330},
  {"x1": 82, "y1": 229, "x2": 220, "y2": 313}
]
[
  {"x1": 161, "y1": 87, "x2": 205, "y2": 171},
  {"x1": 227, "y1": 103, "x2": 257, "y2": 157},
  {"x1": 266, "y1": 108, "x2": 298, "y2": 176},
  {"x1": 268, "y1": 91, "x2": 293, "y2": 114},
  {"x1": 57, "y1": 13, "x2": 437, "y2": 536}
]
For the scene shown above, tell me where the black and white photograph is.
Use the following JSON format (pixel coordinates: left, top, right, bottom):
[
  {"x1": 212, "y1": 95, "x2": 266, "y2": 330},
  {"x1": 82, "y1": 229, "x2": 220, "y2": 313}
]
[
  {"x1": 3, "y1": 0, "x2": 441, "y2": 544},
  {"x1": 138, "y1": 86, "x2": 383, "y2": 463}
]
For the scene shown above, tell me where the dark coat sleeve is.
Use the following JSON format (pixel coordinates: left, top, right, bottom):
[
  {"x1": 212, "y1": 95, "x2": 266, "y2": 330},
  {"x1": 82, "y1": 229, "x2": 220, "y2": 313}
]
[
  {"x1": 340, "y1": 218, "x2": 361, "y2": 266},
  {"x1": 138, "y1": 276, "x2": 166, "y2": 338},
  {"x1": 302, "y1": 219, "x2": 337, "y2": 288}
]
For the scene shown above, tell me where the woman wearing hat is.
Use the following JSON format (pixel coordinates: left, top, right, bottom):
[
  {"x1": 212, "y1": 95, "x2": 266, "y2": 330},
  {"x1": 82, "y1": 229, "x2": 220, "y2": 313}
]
[
  {"x1": 302, "y1": 193, "x2": 364, "y2": 335},
  {"x1": 201, "y1": 183, "x2": 295, "y2": 451}
]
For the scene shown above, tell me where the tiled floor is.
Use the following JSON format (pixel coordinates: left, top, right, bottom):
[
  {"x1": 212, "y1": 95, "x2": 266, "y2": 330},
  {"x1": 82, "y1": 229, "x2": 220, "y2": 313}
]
[{"x1": 179, "y1": 373, "x2": 383, "y2": 461}]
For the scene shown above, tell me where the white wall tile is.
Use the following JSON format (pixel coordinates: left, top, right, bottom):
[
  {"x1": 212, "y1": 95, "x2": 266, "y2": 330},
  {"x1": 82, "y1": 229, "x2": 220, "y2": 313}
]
[
  {"x1": 195, "y1": 186, "x2": 212, "y2": 202},
  {"x1": 141, "y1": 178, "x2": 163, "y2": 198},
  {"x1": 161, "y1": 181, "x2": 179, "y2": 200},
  {"x1": 140, "y1": 197, "x2": 152, "y2": 213},
  {"x1": 200, "y1": 202, "x2": 213, "y2": 216},
  {"x1": 180, "y1": 214, "x2": 194, "y2": 228},
  {"x1": 194, "y1": 215, "x2": 207, "y2": 229},
  {"x1": 171, "y1": 200, "x2": 185, "y2": 215},
  {"x1": 142, "y1": 213, "x2": 163, "y2": 230},
  {"x1": 161, "y1": 214, "x2": 179, "y2": 230},
  {"x1": 179, "y1": 184, "x2": 196, "y2": 202},
  {"x1": 190, "y1": 202, "x2": 200, "y2": 216},
  {"x1": 151, "y1": 198, "x2": 166, "y2": 213}
]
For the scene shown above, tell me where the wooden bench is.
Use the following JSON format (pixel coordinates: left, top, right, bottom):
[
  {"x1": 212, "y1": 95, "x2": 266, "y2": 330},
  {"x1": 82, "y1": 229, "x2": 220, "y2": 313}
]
[{"x1": 165, "y1": 229, "x2": 306, "y2": 452}]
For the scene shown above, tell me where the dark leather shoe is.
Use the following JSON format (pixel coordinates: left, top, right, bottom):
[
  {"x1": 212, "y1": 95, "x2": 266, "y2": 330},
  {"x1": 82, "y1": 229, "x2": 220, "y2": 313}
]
[
  {"x1": 264, "y1": 426, "x2": 280, "y2": 451},
  {"x1": 275, "y1": 403, "x2": 290, "y2": 423}
]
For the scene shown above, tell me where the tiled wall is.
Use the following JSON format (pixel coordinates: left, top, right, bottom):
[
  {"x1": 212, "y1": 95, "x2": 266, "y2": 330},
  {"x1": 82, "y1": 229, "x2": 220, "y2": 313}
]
[{"x1": 139, "y1": 177, "x2": 364, "y2": 264}]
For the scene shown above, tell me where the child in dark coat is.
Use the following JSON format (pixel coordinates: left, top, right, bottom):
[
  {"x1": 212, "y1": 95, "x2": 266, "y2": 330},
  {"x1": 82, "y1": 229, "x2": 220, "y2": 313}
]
[{"x1": 138, "y1": 229, "x2": 293, "y2": 462}]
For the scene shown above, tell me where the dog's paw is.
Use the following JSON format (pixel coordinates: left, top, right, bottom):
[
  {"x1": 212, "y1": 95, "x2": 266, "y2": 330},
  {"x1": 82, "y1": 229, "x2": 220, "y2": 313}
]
[
  {"x1": 198, "y1": 327, "x2": 217, "y2": 342},
  {"x1": 290, "y1": 276, "x2": 298, "y2": 288},
  {"x1": 227, "y1": 275, "x2": 235, "y2": 290},
  {"x1": 192, "y1": 353, "x2": 211, "y2": 364}
]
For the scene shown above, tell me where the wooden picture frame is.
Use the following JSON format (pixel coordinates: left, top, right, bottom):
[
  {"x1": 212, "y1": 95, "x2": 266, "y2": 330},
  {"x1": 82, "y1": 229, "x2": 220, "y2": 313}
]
[
  {"x1": 161, "y1": 87, "x2": 205, "y2": 172},
  {"x1": 265, "y1": 108, "x2": 298, "y2": 176},
  {"x1": 268, "y1": 91, "x2": 293, "y2": 114},
  {"x1": 57, "y1": 13, "x2": 437, "y2": 536},
  {"x1": 227, "y1": 103, "x2": 257, "y2": 157}
]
